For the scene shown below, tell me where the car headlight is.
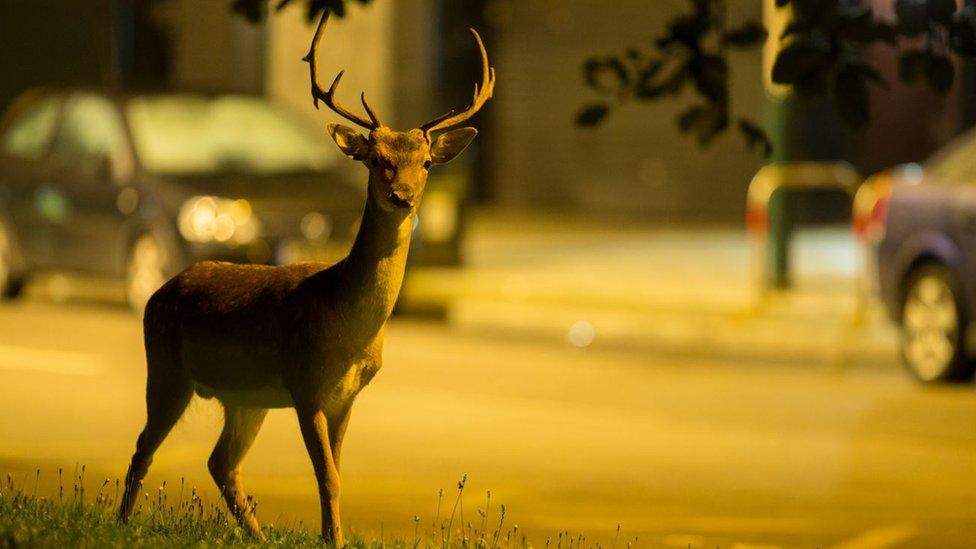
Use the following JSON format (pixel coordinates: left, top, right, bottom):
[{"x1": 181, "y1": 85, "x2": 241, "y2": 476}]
[{"x1": 178, "y1": 196, "x2": 260, "y2": 245}]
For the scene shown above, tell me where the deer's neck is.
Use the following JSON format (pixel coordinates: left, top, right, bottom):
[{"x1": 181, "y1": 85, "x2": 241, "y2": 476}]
[{"x1": 335, "y1": 195, "x2": 414, "y2": 338}]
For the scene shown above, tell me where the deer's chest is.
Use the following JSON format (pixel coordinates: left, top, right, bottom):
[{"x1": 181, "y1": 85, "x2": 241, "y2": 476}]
[{"x1": 321, "y1": 359, "x2": 380, "y2": 416}]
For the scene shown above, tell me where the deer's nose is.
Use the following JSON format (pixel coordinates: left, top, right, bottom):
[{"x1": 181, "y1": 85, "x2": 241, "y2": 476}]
[{"x1": 389, "y1": 188, "x2": 415, "y2": 209}]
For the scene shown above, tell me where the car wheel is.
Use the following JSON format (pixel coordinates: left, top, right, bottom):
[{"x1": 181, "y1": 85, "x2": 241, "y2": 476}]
[
  {"x1": 0, "y1": 221, "x2": 25, "y2": 299},
  {"x1": 900, "y1": 263, "x2": 976, "y2": 382},
  {"x1": 125, "y1": 233, "x2": 170, "y2": 314}
]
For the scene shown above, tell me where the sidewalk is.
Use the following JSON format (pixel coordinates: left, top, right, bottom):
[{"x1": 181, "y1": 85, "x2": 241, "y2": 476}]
[{"x1": 401, "y1": 211, "x2": 899, "y2": 367}]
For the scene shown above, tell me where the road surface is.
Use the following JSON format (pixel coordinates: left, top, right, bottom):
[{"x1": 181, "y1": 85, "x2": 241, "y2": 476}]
[{"x1": 0, "y1": 297, "x2": 974, "y2": 548}]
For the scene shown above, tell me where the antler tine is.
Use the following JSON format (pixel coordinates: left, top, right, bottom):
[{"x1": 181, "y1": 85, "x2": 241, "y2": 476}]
[
  {"x1": 421, "y1": 28, "x2": 495, "y2": 136},
  {"x1": 360, "y1": 92, "x2": 381, "y2": 128},
  {"x1": 303, "y1": 10, "x2": 380, "y2": 130}
]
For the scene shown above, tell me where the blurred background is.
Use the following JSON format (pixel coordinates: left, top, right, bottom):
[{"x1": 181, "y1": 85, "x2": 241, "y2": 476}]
[{"x1": 1, "y1": 0, "x2": 976, "y2": 547}]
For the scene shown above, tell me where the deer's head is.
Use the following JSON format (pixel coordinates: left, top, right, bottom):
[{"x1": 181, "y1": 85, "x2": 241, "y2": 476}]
[{"x1": 304, "y1": 12, "x2": 495, "y2": 214}]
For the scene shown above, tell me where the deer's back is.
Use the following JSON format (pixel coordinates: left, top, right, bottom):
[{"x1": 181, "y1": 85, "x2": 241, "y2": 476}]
[
  {"x1": 147, "y1": 260, "x2": 334, "y2": 322},
  {"x1": 144, "y1": 260, "x2": 339, "y2": 395}
]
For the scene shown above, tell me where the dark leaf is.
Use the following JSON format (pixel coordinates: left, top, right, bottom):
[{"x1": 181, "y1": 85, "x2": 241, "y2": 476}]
[
  {"x1": 790, "y1": 0, "x2": 833, "y2": 25},
  {"x1": 898, "y1": 49, "x2": 928, "y2": 83},
  {"x1": 951, "y1": 7, "x2": 976, "y2": 56},
  {"x1": 657, "y1": 14, "x2": 709, "y2": 50},
  {"x1": 677, "y1": 104, "x2": 728, "y2": 146},
  {"x1": 835, "y1": 4, "x2": 873, "y2": 37},
  {"x1": 771, "y1": 37, "x2": 830, "y2": 85},
  {"x1": 637, "y1": 62, "x2": 689, "y2": 98},
  {"x1": 633, "y1": 61, "x2": 665, "y2": 99},
  {"x1": 780, "y1": 21, "x2": 807, "y2": 39},
  {"x1": 576, "y1": 104, "x2": 611, "y2": 127},
  {"x1": 691, "y1": 0, "x2": 710, "y2": 17},
  {"x1": 835, "y1": 6, "x2": 892, "y2": 43},
  {"x1": 926, "y1": 0, "x2": 957, "y2": 25},
  {"x1": 722, "y1": 20, "x2": 767, "y2": 47},
  {"x1": 843, "y1": 60, "x2": 888, "y2": 89},
  {"x1": 771, "y1": 42, "x2": 807, "y2": 85},
  {"x1": 232, "y1": 0, "x2": 264, "y2": 23},
  {"x1": 582, "y1": 56, "x2": 632, "y2": 96},
  {"x1": 303, "y1": 0, "x2": 370, "y2": 22},
  {"x1": 308, "y1": 0, "x2": 342, "y2": 21},
  {"x1": 677, "y1": 106, "x2": 707, "y2": 133},
  {"x1": 232, "y1": 0, "x2": 370, "y2": 23},
  {"x1": 925, "y1": 53, "x2": 955, "y2": 93},
  {"x1": 738, "y1": 118, "x2": 773, "y2": 158},
  {"x1": 871, "y1": 22, "x2": 900, "y2": 44},
  {"x1": 895, "y1": 0, "x2": 929, "y2": 36},
  {"x1": 690, "y1": 55, "x2": 728, "y2": 102},
  {"x1": 794, "y1": 65, "x2": 831, "y2": 95},
  {"x1": 834, "y1": 65, "x2": 871, "y2": 128}
]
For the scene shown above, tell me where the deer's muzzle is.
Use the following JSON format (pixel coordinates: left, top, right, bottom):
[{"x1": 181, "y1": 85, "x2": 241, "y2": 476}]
[{"x1": 388, "y1": 190, "x2": 415, "y2": 209}]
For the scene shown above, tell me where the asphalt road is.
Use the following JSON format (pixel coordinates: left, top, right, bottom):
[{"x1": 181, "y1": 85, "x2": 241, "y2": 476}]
[{"x1": 1, "y1": 297, "x2": 975, "y2": 548}]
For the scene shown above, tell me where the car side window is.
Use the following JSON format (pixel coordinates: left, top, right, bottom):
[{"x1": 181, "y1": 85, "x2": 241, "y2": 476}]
[
  {"x1": 50, "y1": 94, "x2": 131, "y2": 178},
  {"x1": 0, "y1": 94, "x2": 61, "y2": 161}
]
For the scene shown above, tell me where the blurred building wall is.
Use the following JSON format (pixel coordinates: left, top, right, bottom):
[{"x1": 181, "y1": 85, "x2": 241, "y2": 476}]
[
  {"x1": 265, "y1": 2, "x2": 395, "y2": 136},
  {"x1": 0, "y1": 0, "x2": 114, "y2": 108},
  {"x1": 0, "y1": 0, "x2": 264, "y2": 109},
  {"x1": 483, "y1": 0, "x2": 765, "y2": 224},
  {"x1": 155, "y1": 0, "x2": 266, "y2": 94}
]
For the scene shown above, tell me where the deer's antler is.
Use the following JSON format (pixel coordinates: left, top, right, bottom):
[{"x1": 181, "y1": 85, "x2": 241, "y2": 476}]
[
  {"x1": 420, "y1": 28, "x2": 495, "y2": 136},
  {"x1": 303, "y1": 10, "x2": 381, "y2": 130}
]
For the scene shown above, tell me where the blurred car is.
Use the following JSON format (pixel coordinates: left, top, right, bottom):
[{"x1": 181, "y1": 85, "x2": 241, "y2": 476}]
[
  {"x1": 0, "y1": 88, "x2": 462, "y2": 311},
  {"x1": 875, "y1": 132, "x2": 976, "y2": 383}
]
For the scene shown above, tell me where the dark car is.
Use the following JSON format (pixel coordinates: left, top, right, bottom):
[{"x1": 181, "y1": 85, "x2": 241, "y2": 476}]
[
  {"x1": 0, "y1": 88, "x2": 374, "y2": 309},
  {"x1": 875, "y1": 132, "x2": 976, "y2": 383}
]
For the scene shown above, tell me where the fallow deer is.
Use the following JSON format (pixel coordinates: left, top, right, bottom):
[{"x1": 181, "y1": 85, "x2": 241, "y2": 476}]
[{"x1": 117, "y1": 11, "x2": 494, "y2": 545}]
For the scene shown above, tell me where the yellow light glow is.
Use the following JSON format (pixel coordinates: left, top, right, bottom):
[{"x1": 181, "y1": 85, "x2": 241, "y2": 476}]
[
  {"x1": 213, "y1": 213, "x2": 236, "y2": 242},
  {"x1": 178, "y1": 195, "x2": 261, "y2": 244}
]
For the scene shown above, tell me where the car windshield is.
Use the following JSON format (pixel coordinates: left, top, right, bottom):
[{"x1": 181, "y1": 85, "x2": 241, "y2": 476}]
[{"x1": 127, "y1": 95, "x2": 337, "y2": 175}]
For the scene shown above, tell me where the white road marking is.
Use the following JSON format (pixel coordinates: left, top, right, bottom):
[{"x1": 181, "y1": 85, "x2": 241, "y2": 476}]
[
  {"x1": 0, "y1": 344, "x2": 104, "y2": 376},
  {"x1": 831, "y1": 526, "x2": 915, "y2": 549}
]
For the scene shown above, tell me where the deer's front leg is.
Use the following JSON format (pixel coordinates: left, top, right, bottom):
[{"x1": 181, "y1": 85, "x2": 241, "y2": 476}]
[
  {"x1": 329, "y1": 404, "x2": 353, "y2": 472},
  {"x1": 296, "y1": 405, "x2": 344, "y2": 546}
]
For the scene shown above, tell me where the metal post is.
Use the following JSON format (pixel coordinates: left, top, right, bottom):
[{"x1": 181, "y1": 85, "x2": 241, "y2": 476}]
[{"x1": 746, "y1": 162, "x2": 862, "y2": 305}]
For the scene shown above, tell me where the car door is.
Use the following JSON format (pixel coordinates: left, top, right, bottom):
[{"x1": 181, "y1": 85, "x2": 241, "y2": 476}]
[
  {"x1": 0, "y1": 92, "x2": 64, "y2": 269},
  {"x1": 47, "y1": 93, "x2": 136, "y2": 275}
]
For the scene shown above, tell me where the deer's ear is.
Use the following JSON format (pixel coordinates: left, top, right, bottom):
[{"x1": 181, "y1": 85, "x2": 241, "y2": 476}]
[
  {"x1": 328, "y1": 124, "x2": 369, "y2": 160},
  {"x1": 430, "y1": 127, "x2": 478, "y2": 164}
]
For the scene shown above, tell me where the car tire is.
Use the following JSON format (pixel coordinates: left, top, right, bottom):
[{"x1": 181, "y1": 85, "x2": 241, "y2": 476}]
[
  {"x1": 125, "y1": 233, "x2": 171, "y2": 314},
  {"x1": 0, "y1": 221, "x2": 26, "y2": 299},
  {"x1": 900, "y1": 263, "x2": 976, "y2": 383}
]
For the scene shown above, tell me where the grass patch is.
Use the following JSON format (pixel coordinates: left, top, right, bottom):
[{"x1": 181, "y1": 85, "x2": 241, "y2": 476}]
[
  {"x1": 0, "y1": 471, "x2": 584, "y2": 549},
  {"x1": 0, "y1": 470, "x2": 338, "y2": 548}
]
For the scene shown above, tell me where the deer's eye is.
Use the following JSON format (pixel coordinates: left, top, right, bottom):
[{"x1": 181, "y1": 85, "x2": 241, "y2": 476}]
[{"x1": 423, "y1": 160, "x2": 432, "y2": 170}]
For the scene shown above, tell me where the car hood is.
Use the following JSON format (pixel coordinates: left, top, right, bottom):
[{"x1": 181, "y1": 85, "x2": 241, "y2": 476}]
[{"x1": 152, "y1": 169, "x2": 366, "y2": 238}]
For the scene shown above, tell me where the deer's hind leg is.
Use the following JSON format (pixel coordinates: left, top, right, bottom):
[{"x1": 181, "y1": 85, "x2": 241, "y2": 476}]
[
  {"x1": 119, "y1": 358, "x2": 193, "y2": 522},
  {"x1": 208, "y1": 404, "x2": 268, "y2": 538}
]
